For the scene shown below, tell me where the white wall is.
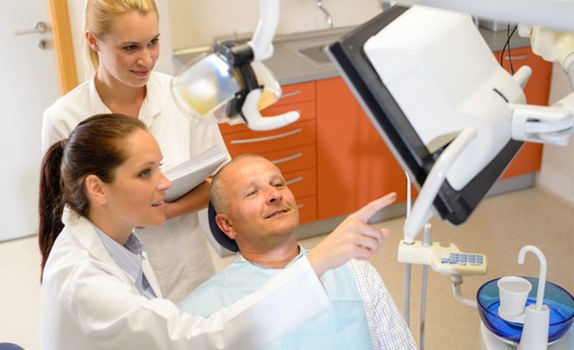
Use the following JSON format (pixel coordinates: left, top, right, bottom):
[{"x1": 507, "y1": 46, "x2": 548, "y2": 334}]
[
  {"x1": 537, "y1": 64, "x2": 574, "y2": 205},
  {"x1": 166, "y1": 0, "x2": 382, "y2": 49}
]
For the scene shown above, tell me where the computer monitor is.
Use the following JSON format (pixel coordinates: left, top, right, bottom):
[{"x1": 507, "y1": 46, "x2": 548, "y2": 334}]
[{"x1": 326, "y1": 5, "x2": 524, "y2": 237}]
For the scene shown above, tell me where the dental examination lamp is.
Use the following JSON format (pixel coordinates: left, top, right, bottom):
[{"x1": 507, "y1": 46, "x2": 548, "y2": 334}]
[
  {"x1": 326, "y1": 3, "x2": 574, "y2": 349},
  {"x1": 171, "y1": 0, "x2": 299, "y2": 131}
]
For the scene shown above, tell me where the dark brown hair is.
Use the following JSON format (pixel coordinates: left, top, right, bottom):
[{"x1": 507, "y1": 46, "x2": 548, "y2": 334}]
[{"x1": 38, "y1": 114, "x2": 147, "y2": 276}]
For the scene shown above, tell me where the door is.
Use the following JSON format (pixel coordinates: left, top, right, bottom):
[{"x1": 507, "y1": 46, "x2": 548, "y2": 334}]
[{"x1": 0, "y1": 0, "x2": 60, "y2": 241}]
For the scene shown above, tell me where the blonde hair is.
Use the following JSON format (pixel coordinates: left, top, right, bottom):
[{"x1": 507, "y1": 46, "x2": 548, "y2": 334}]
[{"x1": 84, "y1": 0, "x2": 159, "y2": 72}]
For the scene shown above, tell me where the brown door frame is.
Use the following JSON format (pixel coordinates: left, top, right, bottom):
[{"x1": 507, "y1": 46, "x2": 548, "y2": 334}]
[{"x1": 47, "y1": 0, "x2": 78, "y2": 94}]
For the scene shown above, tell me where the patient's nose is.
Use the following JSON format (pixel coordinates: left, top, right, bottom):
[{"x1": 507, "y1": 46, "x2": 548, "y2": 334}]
[{"x1": 266, "y1": 185, "x2": 282, "y2": 204}]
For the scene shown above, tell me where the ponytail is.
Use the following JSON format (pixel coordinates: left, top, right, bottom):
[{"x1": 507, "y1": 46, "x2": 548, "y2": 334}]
[{"x1": 38, "y1": 140, "x2": 66, "y2": 279}]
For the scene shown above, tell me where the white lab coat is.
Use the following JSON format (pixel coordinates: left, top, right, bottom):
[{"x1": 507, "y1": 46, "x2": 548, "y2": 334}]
[
  {"x1": 40, "y1": 208, "x2": 330, "y2": 350},
  {"x1": 42, "y1": 71, "x2": 231, "y2": 303}
]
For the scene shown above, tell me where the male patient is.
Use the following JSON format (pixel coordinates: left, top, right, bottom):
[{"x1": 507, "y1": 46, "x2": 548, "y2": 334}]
[{"x1": 179, "y1": 154, "x2": 416, "y2": 349}]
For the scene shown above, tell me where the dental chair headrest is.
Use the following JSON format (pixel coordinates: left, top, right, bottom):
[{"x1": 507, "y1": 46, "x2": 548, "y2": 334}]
[{"x1": 208, "y1": 201, "x2": 239, "y2": 252}]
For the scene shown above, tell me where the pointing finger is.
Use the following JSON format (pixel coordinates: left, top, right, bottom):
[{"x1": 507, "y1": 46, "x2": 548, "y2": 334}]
[{"x1": 354, "y1": 192, "x2": 397, "y2": 223}]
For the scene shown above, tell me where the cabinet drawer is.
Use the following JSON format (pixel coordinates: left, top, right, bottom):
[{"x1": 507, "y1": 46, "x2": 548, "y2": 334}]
[
  {"x1": 219, "y1": 100, "x2": 315, "y2": 134},
  {"x1": 223, "y1": 120, "x2": 316, "y2": 154},
  {"x1": 259, "y1": 145, "x2": 316, "y2": 174},
  {"x1": 296, "y1": 195, "x2": 317, "y2": 224},
  {"x1": 284, "y1": 168, "x2": 316, "y2": 199},
  {"x1": 275, "y1": 81, "x2": 316, "y2": 106}
]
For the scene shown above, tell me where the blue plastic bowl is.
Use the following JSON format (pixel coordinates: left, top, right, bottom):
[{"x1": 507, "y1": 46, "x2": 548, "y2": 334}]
[{"x1": 477, "y1": 277, "x2": 574, "y2": 344}]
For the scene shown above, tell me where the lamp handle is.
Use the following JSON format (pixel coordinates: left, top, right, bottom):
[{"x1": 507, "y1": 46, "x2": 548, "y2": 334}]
[{"x1": 241, "y1": 89, "x2": 300, "y2": 131}]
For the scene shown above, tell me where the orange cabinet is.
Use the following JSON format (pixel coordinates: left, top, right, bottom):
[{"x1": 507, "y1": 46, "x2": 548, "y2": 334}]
[
  {"x1": 218, "y1": 82, "x2": 318, "y2": 224},
  {"x1": 316, "y1": 77, "x2": 407, "y2": 220}
]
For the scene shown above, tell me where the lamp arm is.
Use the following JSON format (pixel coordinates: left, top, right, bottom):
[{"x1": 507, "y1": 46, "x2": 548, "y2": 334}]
[{"x1": 248, "y1": 0, "x2": 280, "y2": 61}]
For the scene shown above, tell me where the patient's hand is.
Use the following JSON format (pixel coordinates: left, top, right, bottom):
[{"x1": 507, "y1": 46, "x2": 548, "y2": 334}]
[{"x1": 307, "y1": 192, "x2": 396, "y2": 277}]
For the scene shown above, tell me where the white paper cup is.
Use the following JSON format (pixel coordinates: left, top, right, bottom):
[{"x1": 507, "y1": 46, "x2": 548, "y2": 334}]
[{"x1": 498, "y1": 276, "x2": 532, "y2": 317}]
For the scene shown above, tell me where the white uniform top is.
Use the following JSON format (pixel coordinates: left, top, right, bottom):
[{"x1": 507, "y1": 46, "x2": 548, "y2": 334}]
[
  {"x1": 40, "y1": 208, "x2": 329, "y2": 350},
  {"x1": 42, "y1": 72, "x2": 230, "y2": 303}
]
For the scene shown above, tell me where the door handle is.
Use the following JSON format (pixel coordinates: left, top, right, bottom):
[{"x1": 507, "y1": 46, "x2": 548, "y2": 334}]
[{"x1": 15, "y1": 21, "x2": 49, "y2": 35}]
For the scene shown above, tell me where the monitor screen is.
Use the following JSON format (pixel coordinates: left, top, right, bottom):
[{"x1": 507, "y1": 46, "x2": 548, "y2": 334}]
[{"x1": 326, "y1": 5, "x2": 523, "y2": 228}]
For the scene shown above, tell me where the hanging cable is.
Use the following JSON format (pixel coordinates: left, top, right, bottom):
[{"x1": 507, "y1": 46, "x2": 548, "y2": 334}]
[{"x1": 499, "y1": 24, "x2": 518, "y2": 74}]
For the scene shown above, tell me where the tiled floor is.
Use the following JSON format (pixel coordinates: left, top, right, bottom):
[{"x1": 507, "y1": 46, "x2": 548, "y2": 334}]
[{"x1": 1, "y1": 187, "x2": 572, "y2": 349}]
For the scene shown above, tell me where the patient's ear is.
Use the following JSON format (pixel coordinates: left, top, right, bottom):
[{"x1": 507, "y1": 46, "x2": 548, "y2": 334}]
[{"x1": 215, "y1": 213, "x2": 236, "y2": 240}]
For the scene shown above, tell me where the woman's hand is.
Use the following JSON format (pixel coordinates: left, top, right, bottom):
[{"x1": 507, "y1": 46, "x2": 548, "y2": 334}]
[{"x1": 307, "y1": 192, "x2": 397, "y2": 276}]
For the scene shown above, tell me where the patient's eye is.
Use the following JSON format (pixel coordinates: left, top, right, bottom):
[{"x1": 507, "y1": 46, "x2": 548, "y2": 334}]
[
  {"x1": 149, "y1": 37, "x2": 159, "y2": 47},
  {"x1": 245, "y1": 188, "x2": 258, "y2": 197},
  {"x1": 273, "y1": 181, "x2": 285, "y2": 189}
]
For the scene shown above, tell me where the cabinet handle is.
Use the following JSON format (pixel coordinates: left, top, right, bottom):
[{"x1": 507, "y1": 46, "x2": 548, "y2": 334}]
[
  {"x1": 286, "y1": 176, "x2": 304, "y2": 186},
  {"x1": 297, "y1": 203, "x2": 305, "y2": 210},
  {"x1": 271, "y1": 153, "x2": 303, "y2": 165},
  {"x1": 503, "y1": 54, "x2": 529, "y2": 61},
  {"x1": 279, "y1": 90, "x2": 302, "y2": 101},
  {"x1": 230, "y1": 128, "x2": 302, "y2": 144},
  {"x1": 263, "y1": 109, "x2": 302, "y2": 116}
]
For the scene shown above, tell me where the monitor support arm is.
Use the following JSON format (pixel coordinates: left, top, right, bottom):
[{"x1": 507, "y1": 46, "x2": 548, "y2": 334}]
[
  {"x1": 510, "y1": 93, "x2": 574, "y2": 146},
  {"x1": 403, "y1": 127, "x2": 477, "y2": 243}
]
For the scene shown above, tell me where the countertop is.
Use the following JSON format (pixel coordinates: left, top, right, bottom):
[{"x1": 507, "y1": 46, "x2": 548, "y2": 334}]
[{"x1": 173, "y1": 24, "x2": 530, "y2": 86}]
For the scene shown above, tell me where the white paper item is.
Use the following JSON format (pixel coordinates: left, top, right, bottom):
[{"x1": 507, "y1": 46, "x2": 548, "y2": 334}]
[{"x1": 164, "y1": 145, "x2": 228, "y2": 202}]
